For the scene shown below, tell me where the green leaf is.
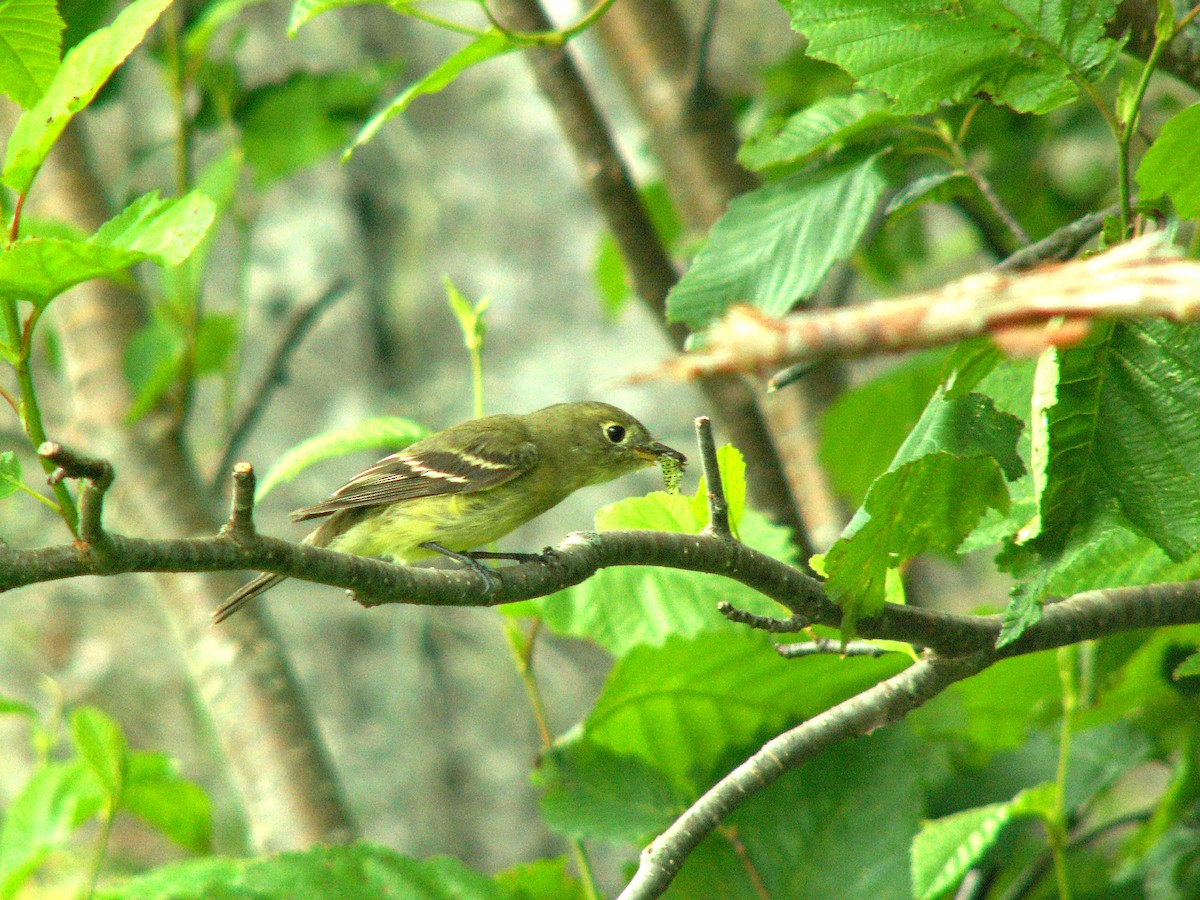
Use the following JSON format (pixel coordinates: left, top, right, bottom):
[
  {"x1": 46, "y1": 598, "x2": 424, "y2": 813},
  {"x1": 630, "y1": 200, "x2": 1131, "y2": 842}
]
[
  {"x1": 883, "y1": 171, "x2": 975, "y2": 219},
  {"x1": 0, "y1": 238, "x2": 140, "y2": 305},
  {"x1": 1174, "y1": 651, "x2": 1200, "y2": 681},
  {"x1": 912, "y1": 783, "x2": 1056, "y2": 900},
  {"x1": 783, "y1": 0, "x2": 1122, "y2": 115},
  {"x1": 823, "y1": 391, "x2": 1025, "y2": 634},
  {"x1": 493, "y1": 858, "x2": 585, "y2": 900},
  {"x1": 71, "y1": 706, "x2": 126, "y2": 801},
  {"x1": 288, "y1": 0, "x2": 398, "y2": 35},
  {"x1": 256, "y1": 416, "x2": 428, "y2": 501},
  {"x1": 1021, "y1": 324, "x2": 1110, "y2": 556},
  {"x1": 183, "y1": 0, "x2": 272, "y2": 59},
  {"x1": 344, "y1": 31, "x2": 516, "y2": 160},
  {"x1": 194, "y1": 313, "x2": 239, "y2": 376},
  {"x1": 592, "y1": 182, "x2": 681, "y2": 319},
  {"x1": 572, "y1": 630, "x2": 908, "y2": 792},
  {"x1": 535, "y1": 743, "x2": 688, "y2": 843},
  {"x1": 673, "y1": 727, "x2": 921, "y2": 899},
  {"x1": 666, "y1": 151, "x2": 888, "y2": 330},
  {"x1": 236, "y1": 68, "x2": 385, "y2": 185},
  {"x1": 123, "y1": 320, "x2": 181, "y2": 422},
  {"x1": 737, "y1": 92, "x2": 900, "y2": 172},
  {"x1": 95, "y1": 844, "x2": 510, "y2": 900},
  {"x1": 0, "y1": 0, "x2": 64, "y2": 108},
  {"x1": 3, "y1": 0, "x2": 175, "y2": 193},
  {"x1": 91, "y1": 191, "x2": 217, "y2": 267},
  {"x1": 0, "y1": 760, "x2": 105, "y2": 897},
  {"x1": 1014, "y1": 320, "x2": 1200, "y2": 574},
  {"x1": 121, "y1": 752, "x2": 211, "y2": 854},
  {"x1": 0, "y1": 192, "x2": 216, "y2": 309},
  {"x1": 0, "y1": 451, "x2": 21, "y2": 502},
  {"x1": 819, "y1": 349, "x2": 949, "y2": 506},
  {"x1": 503, "y1": 452, "x2": 797, "y2": 656},
  {"x1": 688, "y1": 444, "x2": 747, "y2": 533},
  {"x1": 1137, "y1": 102, "x2": 1200, "y2": 218}
]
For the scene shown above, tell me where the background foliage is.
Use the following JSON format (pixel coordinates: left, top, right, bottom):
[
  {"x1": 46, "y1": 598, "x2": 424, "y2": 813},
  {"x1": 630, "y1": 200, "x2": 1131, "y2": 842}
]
[{"x1": 1, "y1": 0, "x2": 1200, "y2": 899}]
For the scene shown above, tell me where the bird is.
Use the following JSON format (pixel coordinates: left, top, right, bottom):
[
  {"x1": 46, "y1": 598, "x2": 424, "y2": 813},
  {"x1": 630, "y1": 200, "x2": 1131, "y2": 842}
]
[{"x1": 213, "y1": 401, "x2": 686, "y2": 623}]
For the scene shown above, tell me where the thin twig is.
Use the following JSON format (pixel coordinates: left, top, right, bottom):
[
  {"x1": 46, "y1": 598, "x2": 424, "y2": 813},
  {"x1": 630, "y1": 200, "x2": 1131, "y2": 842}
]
[
  {"x1": 995, "y1": 206, "x2": 1116, "y2": 272},
  {"x1": 221, "y1": 462, "x2": 257, "y2": 541},
  {"x1": 38, "y1": 441, "x2": 114, "y2": 557},
  {"x1": 718, "y1": 600, "x2": 808, "y2": 633},
  {"x1": 211, "y1": 279, "x2": 352, "y2": 487},
  {"x1": 775, "y1": 638, "x2": 890, "y2": 658},
  {"x1": 695, "y1": 416, "x2": 730, "y2": 537}
]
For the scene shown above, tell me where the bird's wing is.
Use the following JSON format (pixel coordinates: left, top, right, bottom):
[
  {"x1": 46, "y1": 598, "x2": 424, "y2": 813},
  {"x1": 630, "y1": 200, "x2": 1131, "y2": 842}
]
[{"x1": 289, "y1": 431, "x2": 539, "y2": 521}]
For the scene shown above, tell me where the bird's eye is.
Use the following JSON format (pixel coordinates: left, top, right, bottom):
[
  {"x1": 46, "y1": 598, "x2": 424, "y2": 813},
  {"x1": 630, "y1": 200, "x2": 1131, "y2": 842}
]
[{"x1": 604, "y1": 424, "x2": 626, "y2": 444}]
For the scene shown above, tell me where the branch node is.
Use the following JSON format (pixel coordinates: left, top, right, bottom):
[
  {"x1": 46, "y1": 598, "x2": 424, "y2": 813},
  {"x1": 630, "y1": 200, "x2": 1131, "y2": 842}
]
[
  {"x1": 220, "y1": 462, "x2": 257, "y2": 541},
  {"x1": 718, "y1": 600, "x2": 808, "y2": 633},
  {"x1": 695, "y1": 417, "x2": 732, "y2": 538},
  {"x1": 38, "y1": 441, "x2": 115, "y2": 558}
]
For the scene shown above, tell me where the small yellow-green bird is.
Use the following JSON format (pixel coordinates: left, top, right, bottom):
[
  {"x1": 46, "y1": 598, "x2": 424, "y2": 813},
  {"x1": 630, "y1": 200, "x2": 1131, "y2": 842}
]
[{"x1": 213, "y1": 401, "x2": 686, "y2": 623}]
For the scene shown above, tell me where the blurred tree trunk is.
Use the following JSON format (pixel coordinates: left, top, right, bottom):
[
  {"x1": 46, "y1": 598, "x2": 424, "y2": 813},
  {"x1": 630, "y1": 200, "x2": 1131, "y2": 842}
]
[{"x1": 25, "y1": 117, "x2": 356, "y2": 852}]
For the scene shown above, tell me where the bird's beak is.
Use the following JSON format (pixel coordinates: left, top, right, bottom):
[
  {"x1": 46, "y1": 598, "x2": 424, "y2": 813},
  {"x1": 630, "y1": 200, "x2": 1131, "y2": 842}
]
[{"x1": 637, "y1": 441, "x2": 687, "y2": 467}]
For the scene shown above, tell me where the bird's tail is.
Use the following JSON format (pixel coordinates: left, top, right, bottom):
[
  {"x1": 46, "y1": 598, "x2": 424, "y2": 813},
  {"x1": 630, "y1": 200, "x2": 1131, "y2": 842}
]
[{"x1": 212, "y1": 572, "x2": 287, "y2": 625}]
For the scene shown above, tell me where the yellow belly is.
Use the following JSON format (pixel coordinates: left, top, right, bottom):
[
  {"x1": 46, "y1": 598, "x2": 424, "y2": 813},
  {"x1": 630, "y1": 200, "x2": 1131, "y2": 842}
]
[{"x1": 325, "y1": 485, "x2": 561, "y2": 563}]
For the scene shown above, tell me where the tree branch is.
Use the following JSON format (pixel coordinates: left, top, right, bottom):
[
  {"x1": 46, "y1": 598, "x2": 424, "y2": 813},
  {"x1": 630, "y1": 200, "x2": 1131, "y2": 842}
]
[
  {"x1": 652, "y1": 233, "x2": 1200, "y2": 381},
  {"x1": 617, "y1": 652, "x2": 994, "y2": 900}
]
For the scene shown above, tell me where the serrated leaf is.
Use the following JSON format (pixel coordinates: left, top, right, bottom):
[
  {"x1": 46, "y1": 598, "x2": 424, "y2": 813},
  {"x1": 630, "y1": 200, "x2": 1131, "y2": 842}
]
[
  {"x1": 3, "y1": 0, "x2": 175, "y2": 193},
  {"x1": 666, "y1": 151, "x2": 888, "y2": 330},
  {"x1": 783, "y1": 0, "x2": 1123, "y2": 116},
  {"x1": 256, "y1": 416, "x2": 428, "y2": 501},
  {"x1": 344, "y1": 31, "x2": 516, "y2": 160},
  {"x1": 121, "y1": 752, "x2": 211, "y2": 854},
  {"x1": 574, "y1": 630, "x2": 907, "y2": 792},
  {"x1": 94, "y1": 844, "x2": 509, "y2": 900},
  {"x1": 71, "y1": 706, "x2": 126, "y2": 801},
  {"x1": 91, "y1": 191, "x2": 217, "y2": 267},
  {"x1": 1026, "y1": 347, "x2": 1095, "y2": 551},
  {"x1": 674, "y1": 727, "x2": 920, "y2": 899},
  {"x1": 912, "y1": 783, "x2": 1056, "y2": 900},
  {"x1": 0, "y1": 192, "x2": 216, "y2": 309},
  {"x1": 1137, "y1": 102, "x2": 1200, "y2": 218},
  {"x1": 0, "y1": 0, "x2": 64, "y2": 108},
  {"x1": 995, "y1": 583, "x2": 1045, "y2": 648},
  {"x1": 536, "y1": 743, "x2": 688, "y2": 843},
  {"x1": 819, "y1": 349, "x2": 949, "y2": 506},
  {"x1": 911, "y1": 801, "x2": 1012, "y2": 900},
  {"x1": 737, "y1": 91, "x2": 899, "y2": 172},
  {"x1": 0, "y1": 238, "x2": 141, "y2": 305},
  {"x1": 823, "y1": 391, "x2": 1025, "y2": 634}
]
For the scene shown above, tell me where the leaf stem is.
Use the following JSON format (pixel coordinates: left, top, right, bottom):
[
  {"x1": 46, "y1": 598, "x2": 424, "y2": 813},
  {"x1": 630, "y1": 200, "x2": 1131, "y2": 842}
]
[
  {"x1": 1048, "y1": 644, "x2": 1077, "y2": 900},
  {"x1": 82, "y1": 801, "x2": 116, "y2": 900},
  {"x1": 0, "y1": 297, "x2": 79, "y2": 534}
]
